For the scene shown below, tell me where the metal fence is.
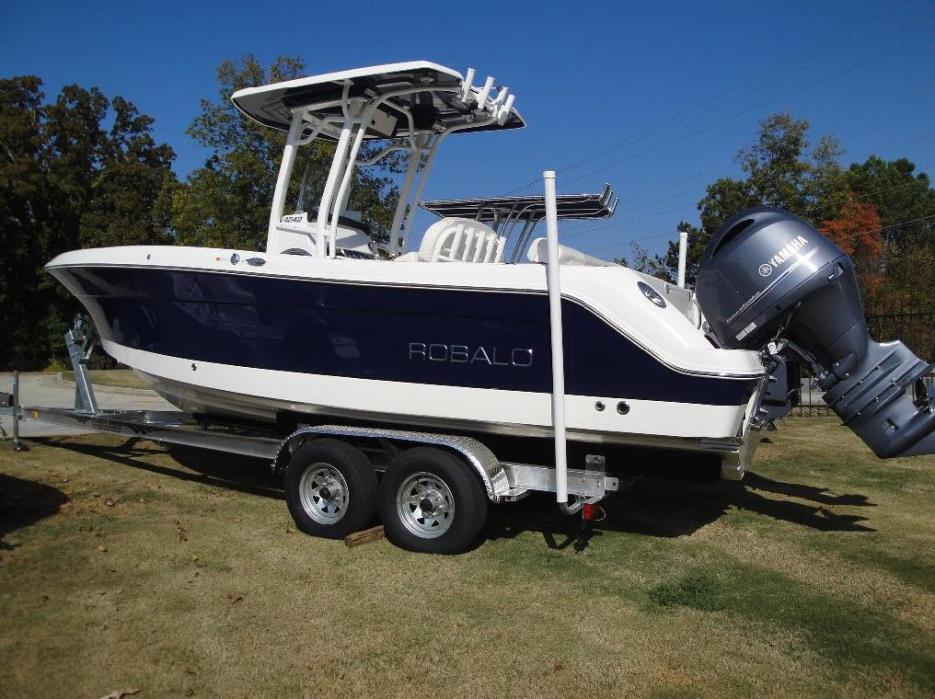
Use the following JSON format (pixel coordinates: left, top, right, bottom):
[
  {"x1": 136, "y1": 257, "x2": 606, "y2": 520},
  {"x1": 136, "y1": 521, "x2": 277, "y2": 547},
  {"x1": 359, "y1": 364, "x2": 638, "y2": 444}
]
[{"x1": 790, "y1": 308, "x2": 934, "y2": 417}]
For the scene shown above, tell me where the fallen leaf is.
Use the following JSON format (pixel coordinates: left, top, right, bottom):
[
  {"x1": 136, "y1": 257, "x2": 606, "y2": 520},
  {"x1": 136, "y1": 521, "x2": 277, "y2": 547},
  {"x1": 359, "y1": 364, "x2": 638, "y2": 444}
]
[
  {"x1": 226, "y1": 592, "x2": 243, "y2": 605},
  {"x1": 99, "y1": 689, "x2": 140, "y2": 699}
]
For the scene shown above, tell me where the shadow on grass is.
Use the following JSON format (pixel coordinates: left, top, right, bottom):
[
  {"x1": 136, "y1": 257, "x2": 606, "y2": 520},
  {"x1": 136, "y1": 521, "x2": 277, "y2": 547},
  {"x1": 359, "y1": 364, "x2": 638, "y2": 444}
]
[
  {"x1": 646, "y1": 563, "x2": 935, "y2": 694},
  {"x1": 33, "y1": 438, "x2": 875, "y2": 554},
  {"x1": 34, "y1": 437, "x2": 282, "y2": 501},
  {"x1": 485, "y1": 471, "x2": 875, "y2": 552},
  {"x1": 0, "y1": 473, "x2": 69, "y2": 550}
]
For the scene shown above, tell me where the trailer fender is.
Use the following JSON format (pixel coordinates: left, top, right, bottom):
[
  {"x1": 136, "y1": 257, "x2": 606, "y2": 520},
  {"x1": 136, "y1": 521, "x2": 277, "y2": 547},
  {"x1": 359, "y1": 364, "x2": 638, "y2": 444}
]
[{"x1": 274, "y1": 425, "x2": 511, "y2": 502}]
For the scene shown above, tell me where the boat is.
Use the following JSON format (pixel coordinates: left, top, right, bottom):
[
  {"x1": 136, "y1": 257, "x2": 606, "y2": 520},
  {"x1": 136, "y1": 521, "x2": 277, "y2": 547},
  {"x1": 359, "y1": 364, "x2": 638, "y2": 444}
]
[{"x1": 45, "y1": 61, "x2": 934, "y2": 487}]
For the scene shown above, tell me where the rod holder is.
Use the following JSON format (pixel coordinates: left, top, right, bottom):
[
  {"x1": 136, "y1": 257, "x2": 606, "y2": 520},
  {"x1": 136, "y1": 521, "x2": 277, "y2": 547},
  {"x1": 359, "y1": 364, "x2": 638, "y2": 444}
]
[
  {"x1": 461, "y1": 67, "x2": 476, "y2": 103},
  {"x1": 476, "y1": 76, "x2": 495, "y2": 111},
  {"x1": 497, "y1": 95, "x2": 515, "y2": 125},
  {"x1": 677, "y1": 229, "x2": 689, "y2": 288}
]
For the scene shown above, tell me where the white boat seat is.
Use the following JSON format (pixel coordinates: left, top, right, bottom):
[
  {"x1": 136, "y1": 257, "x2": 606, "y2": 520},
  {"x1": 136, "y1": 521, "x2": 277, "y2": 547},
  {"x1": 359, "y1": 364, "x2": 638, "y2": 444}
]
[
  {"x1": 526, "y1": 237, "x2": 616, "y2": 267},
  {"x1": 416, "y1": 217, "x2": 505, "y2": 263}
]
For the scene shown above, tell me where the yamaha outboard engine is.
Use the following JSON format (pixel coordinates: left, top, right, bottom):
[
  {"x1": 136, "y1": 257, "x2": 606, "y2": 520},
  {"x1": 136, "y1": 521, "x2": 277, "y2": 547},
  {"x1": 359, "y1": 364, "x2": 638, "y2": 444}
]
[{"x1": 695, "y1": 206, "x2": 934, "y2": 458}]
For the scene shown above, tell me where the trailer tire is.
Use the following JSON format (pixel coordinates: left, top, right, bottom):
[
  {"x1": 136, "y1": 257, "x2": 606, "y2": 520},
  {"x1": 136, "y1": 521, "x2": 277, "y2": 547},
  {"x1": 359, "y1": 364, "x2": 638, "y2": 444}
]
[
  {"x1": 284, "y1": 439, "x2": 378, "y2": 539},
  {"x1": 379, "y1": 447, "x2": 488, "y2": 554}
]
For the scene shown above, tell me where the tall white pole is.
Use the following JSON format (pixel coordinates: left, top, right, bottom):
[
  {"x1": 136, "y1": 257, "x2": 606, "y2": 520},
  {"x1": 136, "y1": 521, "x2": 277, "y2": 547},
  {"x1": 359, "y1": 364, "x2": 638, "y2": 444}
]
[
  {"x1": 677, "y1": 229, "x2": 689, "y2": 288},
  {"x1": 543, "y1": 171, "x2": 568, "y2": 504}
]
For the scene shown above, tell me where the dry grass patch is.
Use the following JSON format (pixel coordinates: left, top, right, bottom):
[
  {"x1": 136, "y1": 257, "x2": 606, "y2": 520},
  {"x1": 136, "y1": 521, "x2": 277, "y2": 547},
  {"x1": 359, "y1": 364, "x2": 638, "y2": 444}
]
[{"x1": 1, "y1": 421, "x2": 933, "y2": 697}]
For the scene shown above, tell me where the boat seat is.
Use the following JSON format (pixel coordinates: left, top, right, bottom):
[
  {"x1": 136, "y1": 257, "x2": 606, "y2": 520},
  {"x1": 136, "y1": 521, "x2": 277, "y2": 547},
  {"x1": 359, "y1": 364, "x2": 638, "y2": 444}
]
[
  {"x1": 416, "y1": 217, "x2": 505, "y2": 263},
  {"x1": 526, "y1": 237, "x2": 616, "y2": 267}
]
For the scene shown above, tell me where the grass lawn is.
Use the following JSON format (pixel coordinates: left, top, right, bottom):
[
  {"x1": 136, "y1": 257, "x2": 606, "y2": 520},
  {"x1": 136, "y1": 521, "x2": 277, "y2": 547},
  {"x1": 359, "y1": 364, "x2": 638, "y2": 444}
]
[
  {"x1": 61, "y1": 369, "x2": 150, "y2": 390},
  {"x1": 1, "y1": 418, "x2": 933, "y2": 697}
]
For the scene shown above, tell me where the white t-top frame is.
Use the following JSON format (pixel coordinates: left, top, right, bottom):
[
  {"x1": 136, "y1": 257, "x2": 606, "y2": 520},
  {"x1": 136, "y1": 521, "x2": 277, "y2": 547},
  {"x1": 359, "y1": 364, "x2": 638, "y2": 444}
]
[{"x1": 231, "y1": 62, "x2": 522, "y2": 258}]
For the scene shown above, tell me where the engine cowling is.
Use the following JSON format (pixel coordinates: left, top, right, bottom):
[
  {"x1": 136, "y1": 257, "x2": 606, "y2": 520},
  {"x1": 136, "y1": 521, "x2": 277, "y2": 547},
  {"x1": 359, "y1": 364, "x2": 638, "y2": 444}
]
[{"x1": 695, "y1": 206, "x2": 934, "y2": 458}]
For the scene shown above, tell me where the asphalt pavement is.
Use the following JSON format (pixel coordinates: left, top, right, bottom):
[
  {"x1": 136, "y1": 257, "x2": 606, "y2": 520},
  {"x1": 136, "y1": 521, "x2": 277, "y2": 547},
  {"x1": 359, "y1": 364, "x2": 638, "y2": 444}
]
[{"x1": 0, "y1": 373, "x2": 174, "y2": 439}]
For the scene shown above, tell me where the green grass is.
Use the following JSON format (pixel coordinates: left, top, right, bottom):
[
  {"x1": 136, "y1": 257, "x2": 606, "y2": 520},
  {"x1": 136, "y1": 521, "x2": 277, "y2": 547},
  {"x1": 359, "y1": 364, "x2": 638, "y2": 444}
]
[
  {"x1": 0, "y1": 418, "x2": 933, "y2": 697},
  {"x1": 648, "y1": 571, "x2": 726, "y2": 611}
]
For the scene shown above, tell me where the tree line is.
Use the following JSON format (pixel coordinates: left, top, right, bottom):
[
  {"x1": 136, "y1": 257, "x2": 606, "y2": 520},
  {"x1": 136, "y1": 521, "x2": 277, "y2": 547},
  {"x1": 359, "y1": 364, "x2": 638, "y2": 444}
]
[
  {"x1": 1, "y1": 56, "x2": 933, "y2": 369},
  {"x1": 0, "y1": 56, "x2": 399, "y2": 369},
  {"x1": 623, "y1": 113, "x2": 935, "y2": 313}
]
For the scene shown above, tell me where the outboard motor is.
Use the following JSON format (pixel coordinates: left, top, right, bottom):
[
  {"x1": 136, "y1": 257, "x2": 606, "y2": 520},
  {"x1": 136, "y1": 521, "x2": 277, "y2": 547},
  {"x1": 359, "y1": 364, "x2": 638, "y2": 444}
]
[{"x1": 695, "y1": 206, "x2": 934, "y2": 458}]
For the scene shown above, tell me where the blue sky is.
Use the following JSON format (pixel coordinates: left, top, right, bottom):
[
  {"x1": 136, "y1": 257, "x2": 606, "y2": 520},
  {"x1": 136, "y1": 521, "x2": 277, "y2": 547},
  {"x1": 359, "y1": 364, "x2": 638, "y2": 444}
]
[{"x1": 3, "y1": 0, "x2": 933, "y2": 258}]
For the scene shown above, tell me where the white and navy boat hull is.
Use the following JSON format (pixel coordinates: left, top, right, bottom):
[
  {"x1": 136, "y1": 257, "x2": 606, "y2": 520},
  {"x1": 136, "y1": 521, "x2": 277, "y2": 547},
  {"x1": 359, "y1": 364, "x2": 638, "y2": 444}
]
[{"x1": 47, "y1": 246, "x2": 768, "y2": 475}]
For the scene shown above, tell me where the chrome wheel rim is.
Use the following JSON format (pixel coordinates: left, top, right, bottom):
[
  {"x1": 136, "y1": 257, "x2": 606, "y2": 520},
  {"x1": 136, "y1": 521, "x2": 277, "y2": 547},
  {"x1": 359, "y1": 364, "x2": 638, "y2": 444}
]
[
  {"x1": 299, "y1": 463, "x2": 349, "y2": 524},
  {"x1": 396, "y1": 471, "x2": 455, "y2": 539}
]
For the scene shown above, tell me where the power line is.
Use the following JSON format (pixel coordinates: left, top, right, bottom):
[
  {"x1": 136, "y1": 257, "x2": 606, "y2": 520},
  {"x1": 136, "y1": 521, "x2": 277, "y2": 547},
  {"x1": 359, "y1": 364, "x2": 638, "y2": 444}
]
[
  {"x1": 559, "y1": 129, "x2": 935, "y2": 243},
  {"x1": 548, "y1": 104, "x2": 935, "y2": 239},
  {"x1": 500, "y1": 2, "x2": 933, "y2": 196},
  {"x1": 556, "y1": 30, "x2": 934, "y2": 191},
  {"x1": 851, "y1": 213, "x2": 935, "y2": 237},
  {"x1": 589, "y1": 212, "x2": 935, "y2": 258}
]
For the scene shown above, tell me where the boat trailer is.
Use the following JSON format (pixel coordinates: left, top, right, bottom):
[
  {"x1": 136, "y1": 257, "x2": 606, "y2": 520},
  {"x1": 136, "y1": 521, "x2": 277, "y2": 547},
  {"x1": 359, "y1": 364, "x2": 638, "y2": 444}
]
[
  {"x1": 0, "y1": 172, "x2": 636, "y2": 553},
  {"x1": 1, "y1": 276, "x2": 619, "y2": 554}
]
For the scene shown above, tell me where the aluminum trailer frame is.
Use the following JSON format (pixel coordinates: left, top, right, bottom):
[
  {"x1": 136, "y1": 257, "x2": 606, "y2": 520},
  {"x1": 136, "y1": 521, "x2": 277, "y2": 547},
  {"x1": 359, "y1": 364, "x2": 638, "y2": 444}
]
[{"x1": 3, "y1": 405, "x2": 619, "y2": 504}]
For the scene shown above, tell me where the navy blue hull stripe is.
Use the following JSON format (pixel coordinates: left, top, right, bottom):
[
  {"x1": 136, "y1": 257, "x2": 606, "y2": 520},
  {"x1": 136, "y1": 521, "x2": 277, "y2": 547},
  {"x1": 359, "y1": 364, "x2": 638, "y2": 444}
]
[{"x1": 54, "y1": 266, "x2": 757, "y2": 406}]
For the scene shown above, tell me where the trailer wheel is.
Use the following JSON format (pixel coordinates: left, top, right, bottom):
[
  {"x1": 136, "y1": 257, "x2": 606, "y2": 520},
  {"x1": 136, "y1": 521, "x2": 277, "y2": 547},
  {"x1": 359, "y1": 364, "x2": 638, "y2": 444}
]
[
  {"x1": 284, "y1": 439, "x2": 378, "y2": 539},
  {"x1": 379, "y1": 447, "x2": 488, "y2": 554}
]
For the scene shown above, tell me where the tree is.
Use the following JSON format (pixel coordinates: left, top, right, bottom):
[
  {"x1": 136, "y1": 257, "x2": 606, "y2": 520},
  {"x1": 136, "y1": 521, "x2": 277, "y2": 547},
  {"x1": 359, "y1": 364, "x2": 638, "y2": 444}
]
[
  {"x1": 819, "y1": 195, "x2": 884, "y2": 299},
  {"x1": 0, "y1": 77, "x2": 48, "y2": 368},
  {"x1": 0, "y1": 77, "x2": 175, "y2": 369},
  {"x1": 615, "y1": 241, "x2": 672, "y2": 281},
  {"x1": 77, "y1": 96, "x2": 176, "y2": 248},
  {"x1": 171, "y1": 56, "x2": 403, "y2": 251},
  {"x1": 844, "y1": 156, "x2": 935, "y2": 311},
  {"x1": 660, "y1": 113, "x2": 848, "y2": 286}
]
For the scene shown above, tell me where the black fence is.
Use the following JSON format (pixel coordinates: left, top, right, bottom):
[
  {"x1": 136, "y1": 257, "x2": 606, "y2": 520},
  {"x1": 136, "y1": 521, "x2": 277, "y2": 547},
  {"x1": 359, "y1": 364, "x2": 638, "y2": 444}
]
[{"x1": 790, "y1": 309, "x2": 934, "y2": 417}]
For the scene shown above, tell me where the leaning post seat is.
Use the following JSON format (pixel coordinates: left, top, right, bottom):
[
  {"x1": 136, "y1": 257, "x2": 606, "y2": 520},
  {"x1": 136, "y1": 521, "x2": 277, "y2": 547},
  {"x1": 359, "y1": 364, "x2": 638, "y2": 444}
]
[
  {"x1": 525, "y1": 237, "x2": 615, "y2": 267},
  {"x1": 414, "y1": 217, "x2": 506, "y2": 263}
]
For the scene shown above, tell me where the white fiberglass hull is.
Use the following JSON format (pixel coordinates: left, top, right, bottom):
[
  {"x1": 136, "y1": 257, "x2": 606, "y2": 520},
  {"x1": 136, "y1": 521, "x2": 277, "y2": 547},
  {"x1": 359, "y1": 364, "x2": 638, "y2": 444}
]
[{"x1": 47, "y1": 245, "x2": 768, "y2": 473}]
